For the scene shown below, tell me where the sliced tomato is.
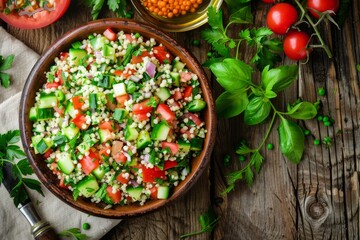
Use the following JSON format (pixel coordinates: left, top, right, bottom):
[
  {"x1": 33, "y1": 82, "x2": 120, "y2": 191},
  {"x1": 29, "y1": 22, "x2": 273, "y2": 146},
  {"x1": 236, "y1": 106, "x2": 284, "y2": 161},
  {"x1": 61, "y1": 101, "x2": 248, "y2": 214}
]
[
  {"x1": 99, "y1": 121, "x2": 114, "y2": 131},
  {"x1": 103, "y1": 28, "x2": 117, "y2": 41},
  {"x1": 53, "y1": 105, "x2": 64, "y2": 116},
  {"x1": 43, "y1": 149, "x2": 53, "y2": 159},
  {"x1": 153, "y1": 46, "x2": 173, "y2": 64},
  {"x1": 133, "y1": 99, "x2": 153, "y2": 115},
  {"x1": 164, "y1": 160, "x2": 178, "y2": 170},
  {"x1": 157, "y1": 103, "x2": 175, "y2": 122},
  {"x1": 54, "y1": 70, "x2": 64, "y2": 85},
  {"x1": 131, "y1": 51, "x2": 151, "y2": 64},
  {"x1": 161, "y1": 142, "x2": 179, "y2": 155},
  {"x1": 142, "y1": 166, "x2": 166, "y2": 183},
  {"x1": 115, "y1": 94, "x2": 130, "y2": 108},
  {"x1": 79, "y1": 150, "x2": 100, "y2": 175},
  {"x1": 180, "y1": 72, "x2": 192, "y2": 82},
  {"x1": 72, "y1": 114, "x2": 87, "y2": 129},
  {"x1": 114, "y1": 69, "x2": 136, "y2": 79},
  {"x1": 106, "y1": 186, "x2": 122, "y2": 203},
  {"x1": 183, "y1": 112, "x2": 202, "y2": 126},
  {"x1": 135, "y1": 113, "x2": 149, "y2": 121},
  {"x1": 183, "y1": 86, "x2": 193, "y2": 99},
  {"x1": 45, "y1": 82, "x2": 60, "y2": 89},
  {"x1": 71, "y1": 96, "x2": 84, "y2": 110},
  {"x1": 116, "y1": 172, "x2": 129, "y2": 184},
  {"x1": 149, "y1": 187, "x2": 158, "y2": 199},
  {"x1": 0, "y1": 0, "x2": 71, "y2": 29},
  {"x1": 173, "y1": 90, "x2": 183, "y2": 100}
]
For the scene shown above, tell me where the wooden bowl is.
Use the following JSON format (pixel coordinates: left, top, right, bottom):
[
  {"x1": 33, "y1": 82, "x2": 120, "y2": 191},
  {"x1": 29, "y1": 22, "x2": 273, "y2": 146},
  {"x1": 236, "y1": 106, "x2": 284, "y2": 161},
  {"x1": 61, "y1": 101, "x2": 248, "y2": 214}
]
[{"x1": 19, "y1": 19, "x2": 216, "y2": 218}]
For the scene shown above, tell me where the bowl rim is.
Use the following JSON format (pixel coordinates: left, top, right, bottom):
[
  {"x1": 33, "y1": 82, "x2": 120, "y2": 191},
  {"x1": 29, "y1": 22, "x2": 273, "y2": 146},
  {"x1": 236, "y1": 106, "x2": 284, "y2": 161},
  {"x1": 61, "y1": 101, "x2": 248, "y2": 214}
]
[{"x1": 19, "y1": 18, "x2": 216, "y2": 218}]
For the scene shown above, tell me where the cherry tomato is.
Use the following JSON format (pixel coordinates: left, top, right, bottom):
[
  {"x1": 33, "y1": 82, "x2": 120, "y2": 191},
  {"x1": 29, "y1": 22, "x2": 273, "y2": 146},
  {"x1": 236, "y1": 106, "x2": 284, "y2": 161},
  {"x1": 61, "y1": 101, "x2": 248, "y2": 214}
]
[
  {"x1": 266, "y1": 3, "x2": 299, "y2": 35},
  {"x1": 0, "y1": 0, "x2": 70, "y2": 29},
  {"x1": 283, "y1": 31, "x2": 311, "y2": 60},
  {"x1": 262, "y1": 0, "x2": 275, "y2": 3},
  {"x1": 307, "y1": 0, "x2": 340, "y2": 18}
]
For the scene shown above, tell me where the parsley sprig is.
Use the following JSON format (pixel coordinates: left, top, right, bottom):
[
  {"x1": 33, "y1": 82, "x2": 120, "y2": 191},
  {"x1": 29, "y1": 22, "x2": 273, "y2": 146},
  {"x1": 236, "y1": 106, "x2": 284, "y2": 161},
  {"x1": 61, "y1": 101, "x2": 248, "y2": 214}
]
[
  {"x1": 0, "y1": 130, "x2": 44, "y2": 207},
  {"x1": 58, "y1": 228, "x2": 89, "y2": 240},
  {"x1": 0, "y1": 54, "x2": 15, "y2": 88},
  {"x1": 80, "y1": 0, "x2": 128, "y2": 20}
]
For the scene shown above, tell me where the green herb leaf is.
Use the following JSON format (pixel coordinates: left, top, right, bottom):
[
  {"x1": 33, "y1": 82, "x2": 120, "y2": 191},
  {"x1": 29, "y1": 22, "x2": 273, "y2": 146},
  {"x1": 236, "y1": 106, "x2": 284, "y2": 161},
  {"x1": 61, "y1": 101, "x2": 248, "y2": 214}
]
[
  {"x1": 286, "y1": 102, "x2": 317, "y2": 120},
  {"x1": 23, "y1": 178, "x2": 44, "y2": 196},
  {"x1": 107, "y1": 0, "x2": 119, "y2": 11},
  {"x1": 0, "y1": 73, "x2": 10, "y2": 88},
  {"x1": 17, "y1": 159, "x2": 34, "y2": 175},
  {"x1": 278, "y1": 117, "x2": 304, "y2": 164},
  {"x1": 244, "y1": 167, "x2": 253, "y2": 186},
  {"x1": 251, "y1": 151, "x2": 263, "y2": 173},
  {"x1": 0, "y1": 54, "x2": 15, "y2": 71},
  {"x1": 58, "y1": 228, "x2": 89, "y2": 240},
  {"x1": 207, "y1": 7, "x2": 224, "y2": 31},
  {"x1": 244, "y1": 97, "x2": 271, "y2": 125},
  {"x1": 6, "y1": 145, "x2": 26, "y2": 161},
  {"x1": 235, "y1": 142, "x2": 253, "y2": 155},
  {"x1": 210, "y1": 58, "x2": 253, "y2": 92},
  {"x1": 225, "y1": 0, "x2": 251, "y2": 14},
  {"x1": 229, "y1": 5, "x2": 253, "y2": 24},
  {"x1": 262, "y1": 65, "x2": 299, "y2": 93},
  {"x1": 201, "y1": 29, "x2": 226, "y2": 44},
  {"x1": 215, "y1": 90, "x2": 249, "y2": 118},
  {"x1": 5, "y1": 130, "x2": 21, "y2": 144},
  {"x1": 10, "y1": 182, "x2": 29, "y2": 207}
]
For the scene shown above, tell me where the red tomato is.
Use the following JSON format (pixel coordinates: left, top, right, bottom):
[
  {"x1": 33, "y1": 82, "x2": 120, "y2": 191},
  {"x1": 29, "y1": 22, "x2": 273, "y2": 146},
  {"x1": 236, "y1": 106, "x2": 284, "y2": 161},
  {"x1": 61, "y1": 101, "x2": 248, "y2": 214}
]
[
  {"x1": 51, "y1": 162, "x2": 60, "y2": 175},
  {"x1": 72, "y1": 114, "x2": 87, "y2": 129},
  {"x1": 45, "y1": 82, "x2": 60, "y2": 89},
  {"x1": 98, "y1": 144, "x2": 111, "y2": 161},
  {"x1": 131, "y1": 51, "x2": 151, "y2": 64},
  {"x1": 133, "y1": 99, "x2": 153, "y2": 115},
  {"x1": 71, "y1": 96, "x2": 84, "y2": 110},
  {"x1": 149, "y1": 187, "x2": 158, "y2": 199},
  {"x1": 53, "y1": 106, "x2": 64, "y2": 116},
  {"x1": 113, "y1": 152, "x2": 127, "y2": 164},
  {"x1": 161, "y1": 142, "x2": 179, "y2": 155},
  {"x1": 60, "y1": 52, "x2": 69, "y2": 61},
  {"x1": 173, "y1": 90, "x2": 183, "y2": 100},
  {"x1": 266, "y1": 3, "x2": 298, "y2": 35},
  {"x1": 59, "y1": 176, "x2": 68, "y2": 189},
  {"x1": 142, "y1": 166, "x2": 166, "y2": 183},
  {"x1": 283, "y1": 31, "x2": 311, "y2": 60},
  {"x1": 262, "y1": 0, "x2": 274, "y2": 3},
  {"x1": 183, "y1": 86, "x2": 193, "y2": 99},
  {"x1": 164, "y1": 160, "x2": 178, "y2": 170},
  {"x1": 113, "y1": 69, "x2": 136, "y2": 79},
  {"x1": 115, "y1": 94, "x2": 130, "y2": 108},
  {"x1": 0, "y1": 0, "x2": 70, "y2": 29},
  {"x1": 79, "y1": 151, "x2": 100, "y2": 175},
  {"x1": 135, "y1": 113, "x2": 149, "y2": 121},
  {"x1": 183, "y1": 112, "x2": 203, "y2": 126},
  {"x1": 99, "y1": 121, "x2": 114, "y2": 131},
  {"x1": 153, "y1": 46, "x2": 173, "y2": 64},
  {"x1": 55, "y1": 70, "x2": 64, "y2": 85},
  {"x1": 180, "y1": 72, "x2": 192, "y2": 82},
  {"x1": 106, "y1": 186, "x2": 122, "y2": 203},
  {"x1": 43, "y1": 149, "x2": 53, "y2": 159},
  {"x1": 125, "y1": 34, "x2": 135, "y2": 42},
  {"x1": 307, "y1": 0, "x2": 339, "y2": 18},
  {"x1": 103, "y1": 28, "x2": 117, "y2": 41},
  {"x1": 157, "y1": 103, "x2": 176, "y2": 122},
  {"x1": 116, "y1": 172, "x2": 129, "y2": 184}
]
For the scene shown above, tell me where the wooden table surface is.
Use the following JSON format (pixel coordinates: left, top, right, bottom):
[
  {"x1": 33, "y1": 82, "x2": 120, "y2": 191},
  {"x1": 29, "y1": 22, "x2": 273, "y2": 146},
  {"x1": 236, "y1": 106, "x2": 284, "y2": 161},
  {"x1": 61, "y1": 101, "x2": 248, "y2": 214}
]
[{"x1": 1, "y1": 1, "x2": 359, "y2": 239}]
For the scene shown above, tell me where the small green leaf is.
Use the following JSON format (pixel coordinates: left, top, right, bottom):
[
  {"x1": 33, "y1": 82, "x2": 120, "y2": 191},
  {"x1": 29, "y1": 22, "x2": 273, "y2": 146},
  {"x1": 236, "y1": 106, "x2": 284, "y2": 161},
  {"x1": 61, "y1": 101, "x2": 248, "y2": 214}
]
[
  {"x1": 12, "y1": 164, "x2": 21, "y2": 179},
  {"x1": 200, "y1": 29, "x2": 225, "y2": 44},
  {"x1": 23, "y1": 178, "x2": 44, "y2": 196},
  {"x1": 264, "y1": 90, "x2": 277, "y2": 99},
  {"x1": 58, "y1": 228, "x2": 89, "y2": 240},
  {"x1": 6, "y1": 145, "x2": 26, "y2": 160},
  {"x1": 357, "y1": 64, "x2": 360, "y2": 72},
  {"x1": 239, "y1": 29, "x2": 251, "y2": 41},
  {"x1": 17, "y1": 159, "x2": 34, "y2": 175},
  {"x1": 251, "y1": 151, "x2": 263, "y2": 173},
  {"x1": 250, "y1": 86, "x2": 263, "y2": 96},
  {"x1": 107, "y1": 0, "x2": 119, "y2": 11},
  {"x1": 212, "y1": 42, "x2": 231, "y2": 57},
  {"x1": 278, "y1": 117, "x2": 305, "y2": 164},
  {"x1": 215, "y1": 90, "x2": 249, "y2": 118},
  {"x1": 244, "y1": 97, "x2": 271, "y2": 125},
  {"x1": 225, "y1": 0, "x2": 251, "y2": 14},
  {"x1": 0, "y1": 73, "x2": 10, "y2": 88},
  {"x1": 286, "y1": 102, "x2": 317, "y2": 120},
  {"x1": 210, "y1": 58, "x2": 253, "y2": 92},
  {"x1": 261, "y1": 65, "x2": 299, "y2": 93},
  {"x1": 244, "y1": 167, "x2": 254, "y2": 186},
  {"x1": 0, "y1": 54, "x2": 15, "y2": 71},
  {"x1": 6, "y1": 130, "x2": 20, "y2": 144},
  {"x1": 10, "y1": 182, "x2": 29, "y2": 207},
  {"x1": 235, "y1": 143, "x2": 253, "y2": 155},
  {"x1": 207, "y1": 7, "x2": 224, "y2": 31},
  {"x1": 229, "y1": 6, "x2": 253, "y2": 24}
]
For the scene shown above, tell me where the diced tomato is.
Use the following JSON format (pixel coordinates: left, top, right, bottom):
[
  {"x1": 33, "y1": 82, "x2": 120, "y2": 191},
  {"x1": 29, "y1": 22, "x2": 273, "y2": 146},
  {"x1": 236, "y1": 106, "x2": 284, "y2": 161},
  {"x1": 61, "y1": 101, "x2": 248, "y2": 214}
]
[
  {"x1": 142, "y1": 166, "x2": 166, "y2": 183},
  {"x1": 72, "y1": 114, "x2": 87, "y2": 129},
  {"x1": 183, "y1": 112, "x2": 202, "y2": 126},
  {"x1": 53, "y1": 106, "x2": 64, "y2": 116},
  {"x1": 55, "y1": 70, "x2": 64, "y2": 85},
  {"x1": 180, "y1": 72, "x2": 192, "y2": 82},
  {"x1": 59, "y1": 176, "x2": 68, "y2": 189},
  {"x1": 133, "y1": 99, "x2": 153, "y2": 115},
  {"x1": 149, "y1": 187, "x2": 158, "y2": 199},
  {"x1": 135, "y1": 113, "x2": 149, "y2": 121},
  {"x1": 43, "y1": 149, "x2": 53, "y2": 159},
  {"x1": 183, "y1": 86, "x2": 193, "y2": 99},
  {"x1": 51, "y1": 162, "x2": 60, "y2": 175},
  {"x1": 116, "y1": 172, "x2": 129, "y2": 184},
  {"x1": 157, "y1": 103, "x2": 175, "y2": 122},
  {"x1": 113, "y1": 69, "x2": 135, "y2": 79},
  {"x1": 106, "y1": 186, "x2": 122, "y2": 203},
  {"x1": 115, "y1": 94, "x2": 130, "y2": 108},
  {"x1": 173, "y1": 90, "x2": 183, "y2": 100},
  {"x1": 99, "y1": 121, "x2": 114, "y2": 131},
  {"x1": 103, "y1": 28, "x2": 117, "y2": 41},
  {"x1": 99, "y1": 144, "x2": 111, "y2": 161},
  {"x1": 153, "y1": 46, "x2": 173, "y2": 64},
  {"x1": 45, "y1": 82, "x2": 60, "y2": 89},
  {"x1": 161, "y1": 142, "x2": 179, "y2": 155},
  {"x1": 180, "y1": 128, "x2": 192, "y2": 139},
  {"x1": 164, "y1": 160, "x2": 178, "y2": 170},
  {"x1": 125, "y1": 34, "x2": 135, "y2": 42},
  {"x1": 113, "y1": 152, "x2": 127, "y2": 164},
  {"x1": 131, "y1": 51, "x2": 151, "y2": 64},
  {"x1": 60, "y1": 52, "x2": 69, "y2": 61},
  {"x1": 79, "y1": 150, "x2": 100, "y2": 175},
  {"x1": 71, "y1": 96, "x2": 84, "y2": 110}
]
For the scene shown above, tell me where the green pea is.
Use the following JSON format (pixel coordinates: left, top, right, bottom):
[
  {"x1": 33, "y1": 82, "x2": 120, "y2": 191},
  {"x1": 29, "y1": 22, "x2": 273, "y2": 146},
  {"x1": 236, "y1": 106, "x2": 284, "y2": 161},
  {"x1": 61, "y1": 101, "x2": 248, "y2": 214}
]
[
  {"x1": 134, "y1": 33, "x2": 141, "y2": 38},
  {"x1": 238, "y1": 155, "x2": 246, "y2": 161},
  {"x1": 207, "y1": 52, "x2": 212, "y2": 57},
  {"x1": 317, "y1": 115, "x2": 323, "y2": 121},
  {"x1": 304, "y1": 130, "x2": 311, "y2": 136},
  {"x1": 323, "y1": 116, "x2": 329, "y2": 122},
  {"x1": 82, "y1": 222, "x2": 90, "y2": 230},
  {"x1": 192, "y1": 40, "x2": 200, "y2": 46},
  {"x1": 324, "y1": 121, "x2": 331, "y2": 127},
  {"x1": 318, "y1": 88, "x2": 326, "y2": 96},
  {"x1": 267, "y1": 143, "x2": 274, "y2": 150},
  {"x1": 314, "y1": 139, "x2": 321, "y2": 145}
]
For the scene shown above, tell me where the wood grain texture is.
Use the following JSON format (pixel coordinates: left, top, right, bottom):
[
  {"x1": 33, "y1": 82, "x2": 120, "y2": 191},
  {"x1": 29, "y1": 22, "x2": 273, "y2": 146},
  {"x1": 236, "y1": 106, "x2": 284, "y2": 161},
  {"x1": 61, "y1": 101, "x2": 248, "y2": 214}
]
[{"x1": 2, "y1": 0, "x2": 359, "y2": 239}]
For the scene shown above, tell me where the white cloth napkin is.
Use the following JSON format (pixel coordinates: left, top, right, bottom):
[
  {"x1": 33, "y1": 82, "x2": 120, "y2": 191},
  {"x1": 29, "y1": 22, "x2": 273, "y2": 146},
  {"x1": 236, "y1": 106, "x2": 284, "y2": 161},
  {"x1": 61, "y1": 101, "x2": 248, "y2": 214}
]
[{"x1": 0, "y1": 27, "x2": 121, "y2": 240}]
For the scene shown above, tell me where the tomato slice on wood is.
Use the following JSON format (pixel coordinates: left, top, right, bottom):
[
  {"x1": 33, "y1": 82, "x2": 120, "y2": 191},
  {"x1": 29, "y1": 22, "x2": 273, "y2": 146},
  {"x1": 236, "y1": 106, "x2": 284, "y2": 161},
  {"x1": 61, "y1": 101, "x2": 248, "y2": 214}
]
[
  {"x1": 153, "y1": 46, "x2": 173, "y2": 64},
  {"x1": 79, "y1": 150, "x2": 100, "y2": 175},
  {"x1": 0, "y1": 0, "x2": 71, "y2": 29},
  {"x1": 142, "y1": 166, "x2": 166, "y2": 183},
  {"x1": 106, "y1": 186, "x2": 122, "y2": 203}
]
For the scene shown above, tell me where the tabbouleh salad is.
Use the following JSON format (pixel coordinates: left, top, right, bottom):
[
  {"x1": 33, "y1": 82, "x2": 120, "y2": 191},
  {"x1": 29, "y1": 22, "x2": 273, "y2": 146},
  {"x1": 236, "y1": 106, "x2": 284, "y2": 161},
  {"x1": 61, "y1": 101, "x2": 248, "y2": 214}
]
[{"x1": 29, "y1": 28, "x2": 207, "y2": 206}]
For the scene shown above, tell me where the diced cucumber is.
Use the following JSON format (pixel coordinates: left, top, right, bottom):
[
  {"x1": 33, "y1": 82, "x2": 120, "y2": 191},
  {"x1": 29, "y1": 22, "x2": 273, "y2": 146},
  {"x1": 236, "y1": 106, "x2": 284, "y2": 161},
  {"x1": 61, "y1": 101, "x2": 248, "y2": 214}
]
[
  {"x1": 170, "y1": 72, "x2": 180, "y2": 87},
  {"x1": 53, "y1": 135, "x2": 67, "y2": 147},
  {"x1": 89, "y1": 93, "x2": 97, "y2": 110},
  {"x1": 37, "y1": 108, "x2": 54, "y2": 120},
  {"x1": 157, "y1": 186, "x2": 170, "y2": 199},
  {"x1": 65, "y1": 102, "x2": 76, "y2": 118},
  {"x1": 190, "y1": 137, "x2": 204, "y2": 151},
  {"x1": 99, "y1": 129, "x2": 112, "y2": 143},
  {"x1": 155, "y1": 87, "x2": 171, "y2": 102},
  {"x1": 103, "y1": 45, "x2": 116, "y2": 61},
  {"x1": 136, "y1": 130, "x2": 152, "y2": 149},
  {"x1": 35, "y1": 138, "x2": 52, "y2": 154},
  {"x1": 98, "y1": 75, "x2": 114, "y2": 89},
  {"x1": 178, "y1": 140, "x2": 191, "y2": 153},
  {"x1": 173, "y1": 60, "x2": 185, "y2": 71},
  {"x1": 57, "y1": 152, "x2": 75, "y2": 174},
  {"x1": 90, "y1": 36, "x2": 107, "y2": 50},
  {"x1": 63, "y1": 125, "x2": 79, "y2": 140},
  {"x1": 71, "y1": 41, "x2": 82, "y2": 49},
  {"x1": 127, "y1": 186, "x2": 144, "y2": 201},
  {"x1": 93, "y1": 166, "x2": 106, "y2": 180},
  {"x1": 125, "y1": 125, "x2": 139, "y2": 141},
  {"x1": 32, "y1": 135, "x2": 43, "y2": 154},
  {"x1": 29, "y1": 107, "x2": 37, "y2": 121},
  {"x1": 187, "y1": 99, "x2": 206, "y2": 112},
  {"x1": 77, "y1": 141, "x2": 91, "y2": 154},
  {"x1": 125, "y1": 81, "x2": 137, "y2": 94},
  {"x1": 38, "y1": 92, "x2": 57, "y2": 108},
  {"x1": 55, "y1": 90, "x2": 65, "y2": 102},
  {"x1": 151, "y1": 121, "x2": 170, "y2": 141},
  {"x1": 113, "y1": 83, "x2": 127, "y2": 97},
  {"x1": 76, "y1": 175, "x2": 99, "y2": 198},
  {"x1": 69, "y1": 48, "x2": 87, "y2": 66},
  {"x1": 113, "y1": 108, "x2": 127, "y2": 123}
]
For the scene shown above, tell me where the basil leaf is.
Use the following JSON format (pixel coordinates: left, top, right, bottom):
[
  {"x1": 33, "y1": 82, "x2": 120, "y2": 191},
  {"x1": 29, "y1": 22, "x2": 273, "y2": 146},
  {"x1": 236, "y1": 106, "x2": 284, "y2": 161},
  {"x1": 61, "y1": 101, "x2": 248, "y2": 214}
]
[
  {"x1": 229, "y1": 6, "x2": 253, "y2": 24},
  {"x1": 261, "y1": 65, "x2": 298, "y2": 93},
  {"x1": 278, "y1": 118, "x2": 304, "y2": 164},
  {"x1": 215, "y1": 90, "x2": 248, "y2": 118},
  {"x1": 286, "y1": 102, "x2": 317, "y2": 120},
  {"x1": 210, "y1": 58, "x2": 253, "y2": 92},
  {"x1": 244, "y1": 96, "x2": 271, "y2": 125},
  {"x1": 0, "y1": 54, "x2": 14, "y2": 71}
]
